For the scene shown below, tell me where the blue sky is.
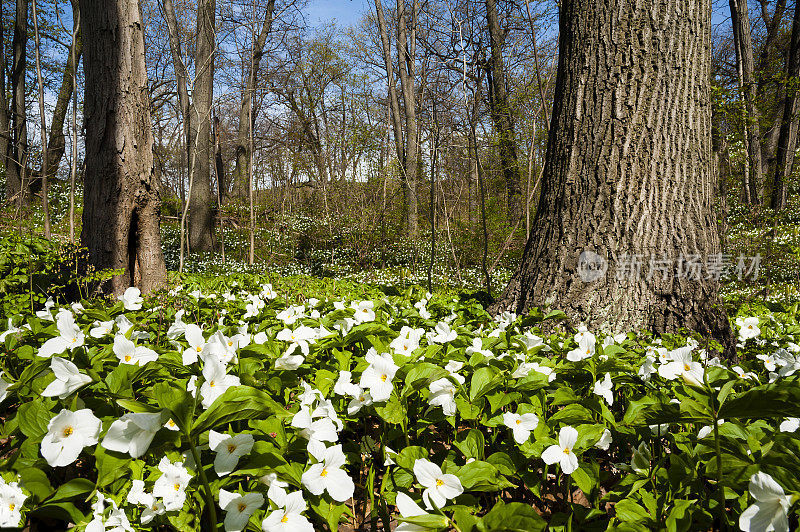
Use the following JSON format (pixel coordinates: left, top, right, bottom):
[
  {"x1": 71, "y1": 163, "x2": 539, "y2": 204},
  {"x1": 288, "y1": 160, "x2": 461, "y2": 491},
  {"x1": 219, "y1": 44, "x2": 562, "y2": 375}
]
[{"x1": 304, "y1": 0, "x2": 373, "y2": 27}]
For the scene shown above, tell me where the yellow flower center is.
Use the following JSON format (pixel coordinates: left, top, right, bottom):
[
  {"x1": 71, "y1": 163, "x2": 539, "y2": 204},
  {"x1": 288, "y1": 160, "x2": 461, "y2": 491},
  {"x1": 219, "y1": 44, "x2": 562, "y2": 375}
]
[
  {"x1": 227, "y1": 444, "x2": 237, "y2": 453},
  {"x1": 320, "y1": 468, "x2": 328, "y2": 477},
  {"x1": 228, "y1": 342, "x2": 233, "y2": 347},
  {"x1": 71, "y1": 337, "x2": 77, "y2": 343},
  {"x1": 238, "y1": 503, "x2": 247, "y2": 512},
  {"x1": 381, "y1": 374, "x2": 388, "y2": 382},
  {"x1": 125, "y1": 355, "x2": 132, "y2": 362},
  {"x1": 281, "y1": 514, "x2": 289, "y2": 523},
  {"x1": 168, "y1": 419, "x2": 176, "y2": 427},
  {"x1": 9, "y1": 503, "x2": 15, "y2": 511},
  {"x1": 196, "y1": 346, "x2": 202, "y2": 352},
  {"x1": 684, "y1": 364, "x2": 690, "y2": 372},
  {"x1": 63, "y1": 426, "x2": 74, "y2": 437},
  {"x1": 174, "y1": 483, "x2": 181, "y2": 491},
  {"x1": 435, "y1": 479, "x2": 444, "y2": 487},
  {"x1": 515, "y1": 419, "x2": 522, "y2": 425},
  {"x1": 563, "y1": 448, "x2": 570, "y2": 454},
  {"x1": 209, "y1": 381, "x2": 216, "y2": 387}
]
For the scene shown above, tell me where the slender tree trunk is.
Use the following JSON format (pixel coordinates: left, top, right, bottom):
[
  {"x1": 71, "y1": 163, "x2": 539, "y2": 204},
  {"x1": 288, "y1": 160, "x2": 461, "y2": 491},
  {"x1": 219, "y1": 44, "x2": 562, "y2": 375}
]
[
  {"x1": 730, "y1": 0, "x2": 763, "y2": 205},
  {"x1": 0, "y1": 0, "x2": 12, "y2": 200},
  {"x1": 70, "y1": 6, "x2": 78, "y2": 243},
  {"x1": 188, "y1": 0, "x2": 216, "y2": 252},
  {"x1": 8, "y1": 0, "x2": 27, "y2": 202},
  {"x1": 396, "y1": 0, "x2": 419, "y2": 238},
  {"x1": 492, "y1": 0, "x2": 733, "y2": 353},
  {"x1": 772, "y1": 0, "x2": 800, "y2": 211},
  {"x1": 31, "y1": 0, "x2": 50, "y2": 238},
  {"x1": 79, "y1": 0, "x2": 167, "y2": 295},
  {"x1": 45, "y1": 0, "x2": 82, "y2": 182},
  {"x1": 232, "y1": 0, "x2": 275, "y2": 199},
  {"x1": 485, "y1": 0, "x2": 522, "y2": 224}
]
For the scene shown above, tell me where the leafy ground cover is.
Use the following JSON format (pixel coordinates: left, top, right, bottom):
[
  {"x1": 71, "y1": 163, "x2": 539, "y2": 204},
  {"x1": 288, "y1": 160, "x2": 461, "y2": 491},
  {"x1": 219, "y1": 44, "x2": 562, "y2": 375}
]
[{"x1": 1, "y1": 267, "x2": 799, "y2": 532}]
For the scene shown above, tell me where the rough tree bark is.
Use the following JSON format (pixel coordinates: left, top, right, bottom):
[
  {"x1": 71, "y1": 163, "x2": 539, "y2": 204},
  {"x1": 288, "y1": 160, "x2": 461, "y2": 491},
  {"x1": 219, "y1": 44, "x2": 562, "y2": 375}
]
[
  {"x1": 45, "y1": 0, "x2": 82, "y2": 181},
  {"x1": 188, "y1": 0, "x2": 216, "y2": 252},
  {"x1": 395, "y1": 0, "x2": 419, "y2": 238},
  {"x1": 79, "y1": 0, "x2": 167, "y2": 295},
  {"x1": 485, "y1": 0, "x2": 523, "y2": 224},
  {"x1": 231, "y1": 0, "x2": 275, "y2": 199},
  {"x1": 772, "y1": 0, "x2": 800, "y2": 211},
  {"x1": 730, "y1": 0, "x2": 763, "y2": 205},
  {"x1": 492, "y1": 0, "x2": 733, "y2": 352},
  {"x1": 6, "y1": 0, "x2": 28, "y2": 201}
]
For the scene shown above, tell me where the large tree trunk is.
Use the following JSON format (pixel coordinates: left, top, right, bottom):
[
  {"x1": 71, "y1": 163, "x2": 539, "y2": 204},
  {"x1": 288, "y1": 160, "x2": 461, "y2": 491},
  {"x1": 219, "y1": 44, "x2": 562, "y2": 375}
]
[
  {"x1": 730, "y1": 0, "x2": 763, "y2": 205},
  {"x1": 188, "y1": 0, "x2": 216, "y2": 252},
  {"x1": 772, "y1": 0, "x2": 800, "y2": 211},
  {"x1": 396, "y1": 0, "x2": 419, "y2": 238},
  {"x1": 231, "y1": 0, "x2": 275, "y2": 199},
  {"x1": 485, "y1": 0, "x2": 523, "y2": 224},
  {"x1": 79, "y1": 0, "x2": 167, "y2": 295},
  {"x1": 492, "y1": 0, "x2": 733, "y2": 352},
  {"x1": 45, "y1": 0, "x2": 82, "y2": 181},
  {"x1": 7, "y1": 0, "x2": 28, "y2": 201}
]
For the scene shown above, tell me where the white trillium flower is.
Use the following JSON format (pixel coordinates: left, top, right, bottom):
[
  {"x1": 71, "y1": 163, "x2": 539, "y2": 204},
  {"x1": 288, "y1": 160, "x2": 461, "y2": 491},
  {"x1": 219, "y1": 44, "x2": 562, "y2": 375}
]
[
  {"x1": 0, "y1": 372, "x2": 10, "y2": 403},
  {"x1": 219, "y1": 489, "x2": 264, "y2": 532},
  {"x1": 41, "y1": 357, "x2": 93, "y2": 399},
  {"x1": 758, "y1": 353, "x2": 778, "y2": 373},
  {"x1": 113, "y1": 335, "x2": 158, "y2": 366},
  {"x1": 41, "y1": 408, "x2": 102, "y2": 467},
  {"x1": 566, "y1": 335, "x2": 595, "y2": 362},
  {"x1": 200, "y1": 360, "x2": 240, "y2": 408},
  {"x1": 697, "y1": 419, "x2": 724, "y2": 440},
  {"x1": 595, "y1": 428, "x2": 612, "y2": 450},
  {"x1": 428, "y1": 322, "x2": 457, "y2": 344},
  {"x1": 502, "y1": 411, "x2": 539, "y2": 444},
  {"x1": 352, "y1": 300, "x2": 376, "y2": 323},
  {"x1": 593, "y1": 373, "x2": 614, "y2": 405},
  {"x1": 182, "y1": 324, "x2": 206, "y2": 365},
  {"x1": 35, "y1": 297, "x2": 56, "y2": 320},
  {"x1": 0, "y1": 478, "x2": 27, "y2": 528},
  {"x1": 260, "y1": 473, "x2": 289, "y2": 504},
  {"x1": 38, "y1": 310, "x2": 84, "y2": 358},
  {"x1": 541, "y1": 425, "x2": 580, "y2": 474},
  {"x1": 395, "y1": 492, "x2": 430, "y2": 532},
  {"x1": 739, "y1": 472, "x2": 793, "y2": 532},
  {"x1": 209, "y1": 430, "x2": 255, "y2": 476},
  {"x1": 261, "y1": 491, "x2": 313, "y2": 532},
  {"x1": 101, "y1": 412, "x2": 162, "y2": 458},
  {"x1": 359, "y1": 349, "x2": 399, "y2": 402},
  {"x1": 119, "y1": 287, "x2": 143, "y2": 311},
  {"x1": 301, "y1": 444, "x2": 355, "y2": 502},
  {"x1": 153, "y1": 457, "x2": 192, "y2": 511},
  {"x1": 736, "y1": 317, "x2": 761, "y2": 342},
  {"x1": 466, "y1": 338, "x2": 493, "y2": 359},
  {"x1": 658, "y1": 347, "x2": 704, "y2": 387},
  {"x1": 412, "y1": 458, "x2": 464, "y2": 510},
  {"x1": 733, "y1": 366, "x2": 758, "y2": 381},
  {"x1": 428, "y1": 377, "x2": 459, "y2": 416},
  {"x1": 86, "y1": 491, "x2": 134, "y2": 532},
  {"x1": 89, "y1": 320, "x2": 115, "y2": 338},
  {"x1": 779, "y1": 418, "x2": 800, "y2": 433}
]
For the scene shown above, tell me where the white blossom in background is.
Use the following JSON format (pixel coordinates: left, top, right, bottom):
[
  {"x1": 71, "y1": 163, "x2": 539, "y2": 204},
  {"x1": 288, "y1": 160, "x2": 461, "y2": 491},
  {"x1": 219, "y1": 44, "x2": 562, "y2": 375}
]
[
  {"x1": 153, "y1": 457, "x2": 192, "y2": 511},
  {"x1": 41, "y1": 408, "x2": 101, "y2": 467},
  {"x1": 566, "y1": 332, "x2": 595, "y2": 362},
  {"x1": 0, "y1": 372, "x2": 10, "y2": 403},
  {"x1": 541, "y1": 426, "x2": 579, "y2": 474},
  {"x1": 739, "y1": 472, "x2": 793, "y2": 532},
  {"x1": 658, "y1": 347, "x2": 704, "y2": 387},
  {"x1": 0, "y1": 477, "x2": 27, "y2": 528},
  {"x1": 113, "y1": 335, "x2": 158, "y2": 366},
  {"x1": 182, "y1": 324, "x2": 207, "y2": 365},
  {"x1": 502, "y1": 411, "x2": 539, "y2": 444},
  {"x1": 219, "y1": 489, "x2": 264, "y2": 532},
  {"x1": 86, "y1": 492, "x2": 133, "y2": 532},
  {"x1": 429, "y1": 377, "x2": 459, "y2": 416},
  {"x1": 779, "y1": 418, "x2": 800, "y2": 433},
  {"x1": 261, "y1": 491, "x2": 313, "y2": 532},
  {"x1": 697, "y1": 419, "x2": 725, "y2": 440},
  {"x1": 276, "y1": 326, "x2": 317, "y2": 357},
  {"x1": 89, "y1": 320, "x2": 115, "y2": 338},
  {"x1": 38, "y1": 310, "x2": 84, "y2": 358},
  {"x1": 101, "y1": 412, "x2": 162, "y2": 458},
  {"x1": 41, "y1": 357, "x2": 93, "y2": 399},
  {"x1": 276, "y1": 305, "x2": 304, "y2": 325},
  {"x1": 413, "y1": 458, "x2": 464, "y2": 510},
  {"x1": 595, "y1": 428, "x2": 612, "y2": 450},
  {"x1": 35, "y1": 298, "x2": 55, "y2": 320},
  {"x1": 593, "y1": 373, "x2": 614, "y2": 405},
  {"x1": 466, "y1": 337, "x2": 494, "y2": 359},
  {"x1": 359, "y1": 349, "x2": 398, "y2": 402},
  {"x1": 209, "y1": 430, "x2": 254, "y2": 476},
  {"x1": 200, "y1": 360, "x2": 240, "y2": 408},
  {"x1": 757, "y1": 353, "x2": 778, "y2": 373},
  {"x1": 736, "y1": 317, "x2": 761, "y2": 342},
  {"x1": 427, "y1": 322, "x2": 457, "y2": 344},
  {"x1": 395, "y1": 492, "x2": 431, "y2": 532},
  {"x1": 259, "y1": 473, "x2": 289, "y2": 504},
  {"x1": 352, "y1": 300, "x2": 376, "y2": 323},
  {"x1": 301, "y1": 444, "x2": 355, "y2": 502},
  {"x1": 119, "y1": 287, "x2": 143, "y2": 311},
  {"x1": 260, "y1": 284, "x2": 277, "y2": 299},
  {"x1": 733, "y1": 366, "x2": 758, "y2": 381},
  {"x1": 126, "y1": 479, "x2": 166, "y2": 525}
]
